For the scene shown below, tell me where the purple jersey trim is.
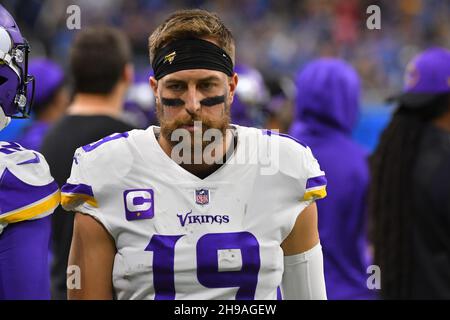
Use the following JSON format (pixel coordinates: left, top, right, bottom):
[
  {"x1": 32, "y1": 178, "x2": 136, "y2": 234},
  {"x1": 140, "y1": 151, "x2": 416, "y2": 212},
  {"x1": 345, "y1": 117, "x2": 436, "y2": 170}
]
[
  {"x1": 0, "y1": 142, "x2": 24, "y2": 155},
  {"x1": 0, "y1": 168, "x2": 59, "y2": 214},
  {"x1": 261, "y1": 129, "x2": 307, "y2": 148},
  {"x1": 61, "y1": 183, "x2": 94, "y2": 197},
  {"x1": 17, "y1": 152, "x2": 41, "y2": 165},
  {"x1": 277, "y1": 286, "x2": 282, "y2": 300},
  {"x1": 82, "y1": 132, "x2": 129, "y2": 152},
  {"x1": 306, "y1": 175, "x2": 327, "y2": 189}
]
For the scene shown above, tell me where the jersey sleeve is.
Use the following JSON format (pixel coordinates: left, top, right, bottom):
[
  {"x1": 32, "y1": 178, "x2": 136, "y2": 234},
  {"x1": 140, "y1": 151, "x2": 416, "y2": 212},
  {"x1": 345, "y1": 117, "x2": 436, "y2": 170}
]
[
  {"x1": 61, "y1": 148, "x2": 99, "y2": 214},
  {"x1": 61, "y1": 131, "x2": 134, "y2": 238},
  {"x1": 60, "y1": 147, "x2": 112, "y2": 235},
  {"x1": 300, "y1": 146, "x2": 327, "y2": 202},
  {"x1": 269, "y1": 133, "x2": 327, "y2": 241},
  {"x1": 0, "y1": 142, "x2": 60, "y2": 225},
  {"x1": 273, "y1": 133, "x2": 327, "y2": 205}
]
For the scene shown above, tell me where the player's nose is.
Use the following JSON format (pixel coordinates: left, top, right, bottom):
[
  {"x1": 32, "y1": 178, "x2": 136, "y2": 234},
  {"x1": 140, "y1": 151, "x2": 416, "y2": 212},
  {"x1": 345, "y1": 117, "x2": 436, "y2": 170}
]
[{"x1": 184, "y1": 86, "x2": 202, "y2": 114}]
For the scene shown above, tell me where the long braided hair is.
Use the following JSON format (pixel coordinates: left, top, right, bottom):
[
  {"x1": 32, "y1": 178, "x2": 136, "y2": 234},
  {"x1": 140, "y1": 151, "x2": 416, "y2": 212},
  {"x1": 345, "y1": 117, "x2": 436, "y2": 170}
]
[{"x1": 368, "y1": 93, "x2": 449, "y2": 299}]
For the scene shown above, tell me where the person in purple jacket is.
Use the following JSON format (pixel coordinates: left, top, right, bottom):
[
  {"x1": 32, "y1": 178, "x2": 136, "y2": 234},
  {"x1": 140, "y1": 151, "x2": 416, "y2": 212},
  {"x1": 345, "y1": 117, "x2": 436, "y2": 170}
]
[
  {"x1": 0, "y1": 4, "x2": 59, "y2": 300},
  {"x1": 16, "y1": 58, "x2": 68, "y2": 151},
  {"x1": 289, "y1": 58, "x2": 375, "y2": 299}
]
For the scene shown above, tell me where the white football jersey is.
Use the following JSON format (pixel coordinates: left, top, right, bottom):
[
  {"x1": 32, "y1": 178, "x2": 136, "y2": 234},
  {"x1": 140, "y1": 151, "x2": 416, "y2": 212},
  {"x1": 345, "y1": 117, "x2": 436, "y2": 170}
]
[
  {"x1": 62, "y1": 125, "x2": 327, "y2": 300},
  {"x1": 0, "y1": 141, "x2": 60, "y2": 234}
]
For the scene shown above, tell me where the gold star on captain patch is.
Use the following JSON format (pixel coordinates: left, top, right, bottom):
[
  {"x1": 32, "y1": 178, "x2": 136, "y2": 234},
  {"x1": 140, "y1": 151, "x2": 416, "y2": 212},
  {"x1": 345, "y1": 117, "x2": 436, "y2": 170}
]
[
  {"x1": 137, "y1": 212, "x2": 141, "y2": 217},
  {"x1": 164, "y1": 51, "x2": 176, "y2": 64}
]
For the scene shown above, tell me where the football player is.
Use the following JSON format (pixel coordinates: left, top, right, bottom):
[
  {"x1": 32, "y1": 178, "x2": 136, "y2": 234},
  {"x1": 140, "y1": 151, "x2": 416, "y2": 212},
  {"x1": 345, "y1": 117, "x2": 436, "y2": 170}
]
[
  {"x1": 63, "y1": 9, "x2": 327, "y2": 300},
  {"x1": 0, "y1": 5, "x2": 60, "y2": 299}
]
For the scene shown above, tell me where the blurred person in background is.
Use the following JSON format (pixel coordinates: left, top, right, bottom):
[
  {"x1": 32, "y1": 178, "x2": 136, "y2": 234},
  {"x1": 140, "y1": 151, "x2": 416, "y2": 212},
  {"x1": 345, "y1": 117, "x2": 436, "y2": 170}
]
[
  {"x1": 40, "y1": 27, "x2": 136, "y2": 300},
  {"x1": 122, "y1": 67, "x2": 157, "y2": 129},
  {"x1": 290, "y1": 58, "x2": 375, "y2": 299},
  {"x1": 264, "y1": 76, "x2": 296, "y2": 133},
  {"x1": 16, "y1": 58, "x2": 68, "y2": 151},
  {"x1": 369, "y1": 47, "x2": 450, "y2": 299},
  {"x1": 231, "y1": 64, "x2": 269, "y2": 128}
]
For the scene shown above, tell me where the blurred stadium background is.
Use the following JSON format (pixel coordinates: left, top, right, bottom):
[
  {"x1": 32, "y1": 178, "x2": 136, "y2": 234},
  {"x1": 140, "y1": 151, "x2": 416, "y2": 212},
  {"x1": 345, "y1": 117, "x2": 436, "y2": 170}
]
[{"x1": 1, "y1": 0, "x2": 449, "y2": 151}]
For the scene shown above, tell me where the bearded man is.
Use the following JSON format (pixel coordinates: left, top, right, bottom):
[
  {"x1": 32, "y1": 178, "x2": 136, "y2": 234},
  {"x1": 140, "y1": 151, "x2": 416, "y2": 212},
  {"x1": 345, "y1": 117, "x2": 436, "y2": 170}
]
[{"x1": 62, "y1": 9, "x2": 328, "y2": 300}]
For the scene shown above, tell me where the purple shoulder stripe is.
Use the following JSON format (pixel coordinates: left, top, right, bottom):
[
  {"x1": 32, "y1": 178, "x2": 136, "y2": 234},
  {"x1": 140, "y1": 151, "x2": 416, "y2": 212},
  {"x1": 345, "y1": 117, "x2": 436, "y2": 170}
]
[
  {"x1": 61, "y1": 183, "x2": 94, "y2": 197},
  {"x1": 0, "y1": 142, "x2": 24, "y2": 155},
  {"x1": 0, "y1": 169, "x2": 59, "y2": 214},
  {"x1": 82, "y1": 132, "x2": 129, "y2": 152},
  {"x1": 261, "y1": 129, "x2": 307, "y2": 148},
  {"x1": 17, "y1": 152, "x2": 41, "y2": 165},
  {"x1": 306, "y1": 175, "x2": 327, "y2": 189}
]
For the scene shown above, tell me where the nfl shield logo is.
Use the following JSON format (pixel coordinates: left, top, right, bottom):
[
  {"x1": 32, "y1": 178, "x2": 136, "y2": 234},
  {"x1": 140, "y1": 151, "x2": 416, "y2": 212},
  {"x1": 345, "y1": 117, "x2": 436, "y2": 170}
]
[{"x1": 195, "y1": 189, "x2": 210, "y2": 205}]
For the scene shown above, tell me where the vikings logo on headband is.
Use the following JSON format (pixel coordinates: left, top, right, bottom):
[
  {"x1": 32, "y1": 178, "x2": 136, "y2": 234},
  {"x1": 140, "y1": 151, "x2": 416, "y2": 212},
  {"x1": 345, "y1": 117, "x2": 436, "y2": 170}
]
[
  {"x1": 164, "y1": 51, "x2": 176, "y2": 65},
  {"x1": 151, "y1": 38, "x2": 234, "y2": 80}
]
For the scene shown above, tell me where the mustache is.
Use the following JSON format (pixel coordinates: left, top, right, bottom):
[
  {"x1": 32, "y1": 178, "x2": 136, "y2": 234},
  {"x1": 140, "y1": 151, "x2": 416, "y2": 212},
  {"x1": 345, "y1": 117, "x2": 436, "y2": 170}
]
[{"x1": 172, "y1": 116, "x2": 211, "y2": 129}]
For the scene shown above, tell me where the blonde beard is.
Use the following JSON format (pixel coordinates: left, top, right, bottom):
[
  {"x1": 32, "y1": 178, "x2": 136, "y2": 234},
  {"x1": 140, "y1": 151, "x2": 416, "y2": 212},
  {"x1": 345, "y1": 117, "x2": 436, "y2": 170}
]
[{"x1": 156, "y1": 101, "x2": 231, "y2": 150}]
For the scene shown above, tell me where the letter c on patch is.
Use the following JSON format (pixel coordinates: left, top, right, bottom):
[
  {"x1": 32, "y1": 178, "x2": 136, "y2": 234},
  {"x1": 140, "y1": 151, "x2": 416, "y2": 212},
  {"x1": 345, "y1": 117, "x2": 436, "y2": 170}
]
[
  {"x1": 126, "y1": 190, "x2": 152, "y2": 212},
  {"x1": 123, "y1": 189, "x2": 155, "y2": 221}
]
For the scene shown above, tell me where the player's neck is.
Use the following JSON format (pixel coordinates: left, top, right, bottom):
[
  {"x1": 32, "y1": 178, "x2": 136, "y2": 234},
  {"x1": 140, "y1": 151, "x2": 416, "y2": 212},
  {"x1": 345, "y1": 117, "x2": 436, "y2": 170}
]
[
  {"x1": 158, "y1": 128, "x2": 236, "y2": 179},
  {"x1": 67, "y1": 92, "x2": 123, "y2": 118}
]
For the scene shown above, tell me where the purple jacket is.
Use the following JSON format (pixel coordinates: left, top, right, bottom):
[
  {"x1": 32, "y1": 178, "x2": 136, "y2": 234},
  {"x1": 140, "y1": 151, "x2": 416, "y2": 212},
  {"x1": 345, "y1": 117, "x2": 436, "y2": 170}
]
[{"x1": 290, "y1": 58, "x2": 375, "y2": 299}]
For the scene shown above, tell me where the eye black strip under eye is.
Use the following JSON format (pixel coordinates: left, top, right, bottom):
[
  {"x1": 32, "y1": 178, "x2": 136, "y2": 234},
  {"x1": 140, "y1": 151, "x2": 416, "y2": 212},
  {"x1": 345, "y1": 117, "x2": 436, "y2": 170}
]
[
  {"x1": 200, "y1": 95, "x2": 225, "y2": 107},
  {"x1": 161, "y1": 97, "x2": 185, "y2": 107},
  {"x1": 161, "y1": 95, "x2": 225, "y2": 107}
]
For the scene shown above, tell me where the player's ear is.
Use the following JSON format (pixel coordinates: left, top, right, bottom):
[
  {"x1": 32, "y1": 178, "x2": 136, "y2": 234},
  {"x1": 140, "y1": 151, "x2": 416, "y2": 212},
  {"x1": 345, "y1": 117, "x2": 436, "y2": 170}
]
[
  {"x1": 228, "y1": 72, "x2": 238, "y2": 104},
  {"x1": 149, "y1": 76, "x2": 158, "y2": 97}
]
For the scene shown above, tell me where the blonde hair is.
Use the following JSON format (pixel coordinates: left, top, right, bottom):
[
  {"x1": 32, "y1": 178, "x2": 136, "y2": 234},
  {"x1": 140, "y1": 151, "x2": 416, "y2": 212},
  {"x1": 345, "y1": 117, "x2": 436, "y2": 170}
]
[{"x1": 149, "y1": 9, "x2": 235, "y2": 65}]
